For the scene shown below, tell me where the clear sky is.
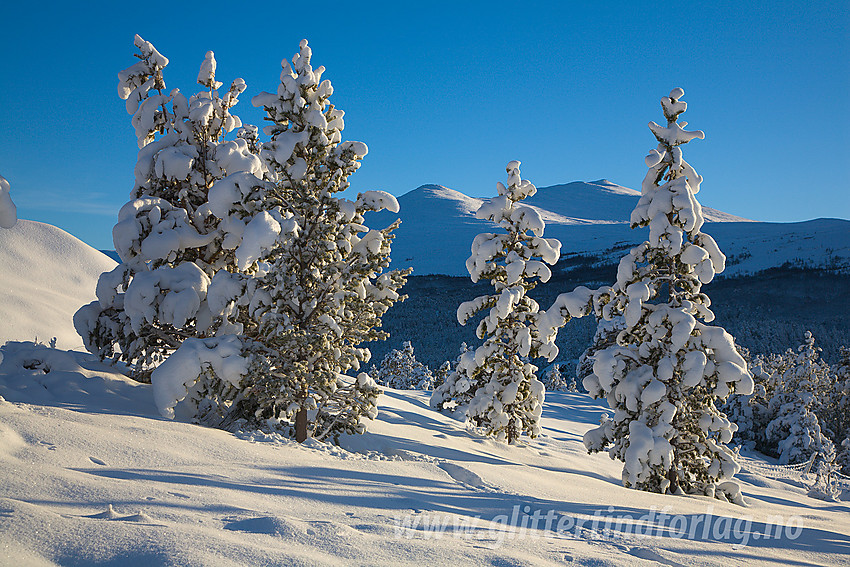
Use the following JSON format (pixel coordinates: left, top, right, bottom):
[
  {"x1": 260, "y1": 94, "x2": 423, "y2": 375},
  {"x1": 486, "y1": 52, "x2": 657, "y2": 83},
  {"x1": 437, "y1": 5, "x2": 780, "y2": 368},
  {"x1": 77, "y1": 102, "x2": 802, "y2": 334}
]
[{"x1": 1, "y1": 1, "x2": 847, "y2": 250}]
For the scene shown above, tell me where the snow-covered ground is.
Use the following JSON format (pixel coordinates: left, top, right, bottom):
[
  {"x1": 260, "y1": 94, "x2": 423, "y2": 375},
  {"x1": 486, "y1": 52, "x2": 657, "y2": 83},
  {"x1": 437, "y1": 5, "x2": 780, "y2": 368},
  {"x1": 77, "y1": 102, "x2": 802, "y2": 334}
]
[
  {"x1": 366, "y1": 182, "x2": 850, "y2": 277},
  {"x1": 0, "y1": 219, "x2": 848, "y2": 566},
  {"x1": 1, "y1": 343, "x2": 848, "y2": 566}
]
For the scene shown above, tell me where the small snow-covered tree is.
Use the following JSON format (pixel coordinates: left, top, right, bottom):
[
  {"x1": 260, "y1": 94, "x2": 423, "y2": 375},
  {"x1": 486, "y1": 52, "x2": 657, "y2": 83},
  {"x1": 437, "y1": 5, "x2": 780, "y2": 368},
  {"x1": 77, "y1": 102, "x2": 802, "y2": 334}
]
[
  {"x1": 552, "y1": 89, "x2": 754, "y2": 500},
  {"x1": 0, "y1": 174, "x2": 17, "y2": 229},
  {"x1": 371, "y1": 341, "x2": 434, "y2": 389},
  {"x1": 431, "y1": 161, "x2": 561, "y2": 443},
  {"x1": 542, "y1": 364, "x2": 578, "y2": 392},
  {"x1": 764, "y1": 332, "x2": 835, "y2": 465},
  {"x1": 840, "y1": 438, "x2": 850, "y2": 475},
  {"x1": 75, "y1": 35, "x2": 288, "y2": 381}
]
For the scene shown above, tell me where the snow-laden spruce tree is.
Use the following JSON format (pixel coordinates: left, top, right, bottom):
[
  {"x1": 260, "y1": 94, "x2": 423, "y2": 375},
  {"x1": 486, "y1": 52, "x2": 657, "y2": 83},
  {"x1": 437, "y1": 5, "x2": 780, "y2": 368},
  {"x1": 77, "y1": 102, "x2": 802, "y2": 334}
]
[
  {"x1": 371, "y1": 342, "x2": 434, "y2": 390},
  {"x1": 764, "y1": 332, "x2": 835, "y2": 465},
  {"x1": 0, "y1": 174, "x2": 17, "y2": 229},
  {"x1": 206, "y1": 39, "x2": 408, "y2": 442},
  {"x1": 555, "y1": 89, "x2": 754, "y2": 500},
  {"x1": 75, "y1": 35, "x2": 289, "y2": 381},
  {"x1": 431, "y1": 161, "x2": 561, "y2": 443}
]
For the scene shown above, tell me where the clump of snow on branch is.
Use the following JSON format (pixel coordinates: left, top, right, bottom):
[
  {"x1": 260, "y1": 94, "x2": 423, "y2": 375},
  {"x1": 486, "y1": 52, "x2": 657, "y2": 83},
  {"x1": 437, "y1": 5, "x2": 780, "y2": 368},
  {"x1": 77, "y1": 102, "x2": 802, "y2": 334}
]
[{"x1": 151, "y1": 335, "x2": 249, "y2": 419}]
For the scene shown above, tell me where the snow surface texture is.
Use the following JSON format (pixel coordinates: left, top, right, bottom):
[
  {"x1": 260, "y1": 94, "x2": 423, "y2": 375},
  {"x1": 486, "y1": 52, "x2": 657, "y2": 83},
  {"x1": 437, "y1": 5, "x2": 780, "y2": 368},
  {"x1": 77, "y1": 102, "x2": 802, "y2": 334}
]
[
  {"x1": 365, "y1": 182, "x2": 850, "y2": 277},
  {"x1": 0, "y1": 220, "x2": 116, "y2": 350},
  {"x1": 0, "y1": 341, "x2": 848, "y2": 566}
]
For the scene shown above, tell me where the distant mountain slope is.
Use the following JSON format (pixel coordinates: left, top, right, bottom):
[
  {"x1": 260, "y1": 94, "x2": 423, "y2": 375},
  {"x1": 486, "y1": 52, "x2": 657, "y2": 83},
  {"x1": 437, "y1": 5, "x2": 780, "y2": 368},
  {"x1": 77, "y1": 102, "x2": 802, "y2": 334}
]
[
  {"x1": 0, "y1": 220, "x2": 115, "y2": 350},
  {"x1": 527, "y1": 179, "x2": 751, "y2": 223},
  {"x1": 366, "y1": 181, "x2": 848, "y2": 276}
]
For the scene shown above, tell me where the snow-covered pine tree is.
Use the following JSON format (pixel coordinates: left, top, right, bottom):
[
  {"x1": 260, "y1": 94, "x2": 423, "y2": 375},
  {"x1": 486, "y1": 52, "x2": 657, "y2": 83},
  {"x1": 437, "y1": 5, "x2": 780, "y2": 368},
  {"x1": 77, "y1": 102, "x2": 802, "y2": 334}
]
[
  {"x1": 575, "y1": 319, "x2": 620, "y2": 387},
  {"x1": 228, "y1": 40, "x2": 410, "y2": 442},
  {"x1": 371, "y1": 341, "x2": 434, "y2": 390},
  {"x1": 764, "y1": 332, "x2": 835, "y2": 465},
  {"x1": 0, "y1": 174, "x2": 17, "y2": 229},
  {"x1": 75, "y1": 35, "x2": 290, "y2": 381},
  {"x1": 575, "y1": 88, "x2": 754, "y2": 500},
  {"x1": 430, "y1": 161, "x2": 561, "y2": 443}
]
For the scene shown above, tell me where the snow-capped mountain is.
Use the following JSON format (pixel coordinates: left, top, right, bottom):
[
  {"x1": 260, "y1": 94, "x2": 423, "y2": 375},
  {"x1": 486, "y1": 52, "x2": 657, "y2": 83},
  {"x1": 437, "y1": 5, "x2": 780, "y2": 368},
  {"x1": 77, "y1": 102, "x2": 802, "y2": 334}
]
[{"x1": 366, "y1": 181, "x2": 850, "y2": 277}]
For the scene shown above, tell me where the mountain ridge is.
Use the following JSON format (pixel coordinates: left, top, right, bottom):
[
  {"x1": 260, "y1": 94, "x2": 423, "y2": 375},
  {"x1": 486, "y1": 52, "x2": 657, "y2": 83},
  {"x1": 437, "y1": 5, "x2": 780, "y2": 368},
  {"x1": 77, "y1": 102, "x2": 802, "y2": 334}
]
[{"x1": 367, "y1": 180, "x2": 849, "y2": 277}]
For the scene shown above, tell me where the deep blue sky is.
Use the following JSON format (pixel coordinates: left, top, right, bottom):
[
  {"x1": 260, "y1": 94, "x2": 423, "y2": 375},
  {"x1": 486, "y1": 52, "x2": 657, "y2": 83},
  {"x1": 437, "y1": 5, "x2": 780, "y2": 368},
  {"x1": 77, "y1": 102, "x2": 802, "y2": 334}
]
[{"x1": 1, "y1": 1, "x2": 847, "y2": 250}]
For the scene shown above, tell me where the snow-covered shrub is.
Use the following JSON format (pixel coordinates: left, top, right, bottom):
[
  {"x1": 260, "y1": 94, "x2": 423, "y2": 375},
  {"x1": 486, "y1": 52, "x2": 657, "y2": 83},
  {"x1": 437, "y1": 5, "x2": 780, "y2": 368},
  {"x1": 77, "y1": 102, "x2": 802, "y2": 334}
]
[
  {"x1": 431, "y1": 161, "x2": 562, "y2": 443},
  {"x1": 556, "y1": 89, "x2": 753, "y2": 499},
  {"x1": 0, "y1": 174, "x2": 17, "y2": 229},
  {"x1": 371, "y1": 341, "x2": 434, "y2": 390},
  {"x1": 807, "y1": 461, "x2": 841, "y2": 502},
  {"x1": 75, "y1": 35, "x2": 292, "y2": 382},
  {"x1": 763, "y1": 332, "x2": 835, "y2": 465}
]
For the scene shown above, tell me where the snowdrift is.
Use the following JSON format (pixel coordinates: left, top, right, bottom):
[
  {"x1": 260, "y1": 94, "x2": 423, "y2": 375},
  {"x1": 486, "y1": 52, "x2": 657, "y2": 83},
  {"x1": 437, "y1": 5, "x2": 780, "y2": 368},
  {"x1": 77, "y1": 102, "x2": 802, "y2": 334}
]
[{"x1": 0, "y1": 220, "x2": 115, "y2": 350}]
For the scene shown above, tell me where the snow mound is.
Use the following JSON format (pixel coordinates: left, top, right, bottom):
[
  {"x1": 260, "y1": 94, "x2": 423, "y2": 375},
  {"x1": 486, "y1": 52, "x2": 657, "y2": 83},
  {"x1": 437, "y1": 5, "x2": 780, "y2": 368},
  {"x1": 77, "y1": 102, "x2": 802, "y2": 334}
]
[{"x1": 0, "y1": 220, "x2": 116, "y2": 350}]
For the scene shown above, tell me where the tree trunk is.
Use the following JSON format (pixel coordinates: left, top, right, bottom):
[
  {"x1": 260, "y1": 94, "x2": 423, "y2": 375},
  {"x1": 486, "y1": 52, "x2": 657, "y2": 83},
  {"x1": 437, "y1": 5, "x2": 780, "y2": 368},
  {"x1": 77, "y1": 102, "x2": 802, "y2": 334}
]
[
  {"x1": 667, "y1": 465, "x2": 680, "y2": 494},
  {"x1": 295, "y1": 407, "x2": 308, "y2": 443}
]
